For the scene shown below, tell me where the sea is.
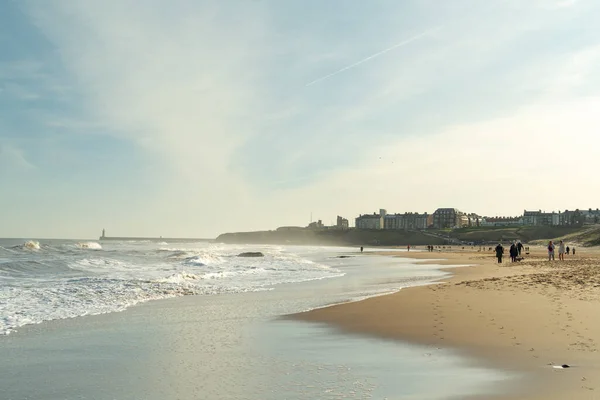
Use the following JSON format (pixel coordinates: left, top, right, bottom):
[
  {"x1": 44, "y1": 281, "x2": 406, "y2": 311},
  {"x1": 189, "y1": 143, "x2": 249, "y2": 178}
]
[{"x1": 0, "y1": 239, "x2": 517, "y2": 399}]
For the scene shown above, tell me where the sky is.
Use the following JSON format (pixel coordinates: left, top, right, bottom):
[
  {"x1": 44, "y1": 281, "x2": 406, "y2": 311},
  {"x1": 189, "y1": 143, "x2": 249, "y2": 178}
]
[{"x1": 1, "y1": 0, "x2": 600, "y2": 239}]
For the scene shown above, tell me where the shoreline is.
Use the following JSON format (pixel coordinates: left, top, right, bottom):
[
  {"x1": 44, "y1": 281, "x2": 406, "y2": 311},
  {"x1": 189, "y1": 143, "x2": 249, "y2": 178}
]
[
  {"x1": 292, "y1": 246, "x2": 600, "y2": 399},
  {"x1": 1, "y1": 247, "x2": 515, "y2": 399}
]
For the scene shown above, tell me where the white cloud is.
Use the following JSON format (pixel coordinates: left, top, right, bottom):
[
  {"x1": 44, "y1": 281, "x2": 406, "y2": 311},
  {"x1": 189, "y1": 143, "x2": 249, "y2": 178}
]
[
  {"x1": 25, "y1": 1, "x2": 270, "y2": 174},
  {"x1": 21, "y1": 1, "x2": 274, "y2": 233},
  {"x1": 10, "y1": 0, "x2": 600, "y2": 237},
  {"x1": 0, "y1": 60, "x2": 46, "y2": 80},
  {"x1": 545, "y1": 0, "x2": 579, "y2": 9},
  {"x1": 1, "y1": 82, "x2": 40, "y2": 100},
  {"x1": 270, "y1": 96, "x2": 600, "y2": 224},
  {"x1": 546, "y1": 45, "x2": 600, "y2": 94},
  {"x1": 0, "y1": 143, "x2": 35, "y2": 171}
]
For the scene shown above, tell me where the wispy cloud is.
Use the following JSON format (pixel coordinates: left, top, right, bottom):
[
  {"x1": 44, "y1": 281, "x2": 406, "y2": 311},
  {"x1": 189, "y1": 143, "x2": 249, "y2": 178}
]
[
  {"x1": 1, "y1": 82, "x2": 40, "y2": 100},
  {"x1": 2, "y1": 0, "x2": 599, "y2": 237},
  {"x1": 0, "y1": 143, "x2": 35, "y2": 171},
  {"x1": 269, "y1": 95, "x2": 600, "y2": 223},
  {"x1": 24, "y1": 1, "x2": 269, "y2": 174},
  {"x1": 548, "y1": 0, "x2": 579, "y2": 9},
  {"x1": 305, "y1": 26, "x2": 443, "y2": 87}
]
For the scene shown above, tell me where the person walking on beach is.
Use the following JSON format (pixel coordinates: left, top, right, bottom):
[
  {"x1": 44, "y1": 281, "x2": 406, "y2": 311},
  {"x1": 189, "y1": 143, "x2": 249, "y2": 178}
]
[
  {"x1": 517, "y1": 241, "x2": 523, "y2": 256},
  {"x1": 495, "y1": 243, "x2": 504, "y2": 263},
  {"x1": 566, "y1": 246, "x2": 570, "y2": 255},
  {"x1": 509, "y1": 242, "x2": 518, "y2": 262},
  {"x1": 360, "y1": 246, "x2": 363, "y2": 253},
  {"x1": 548, "y1": 241, "x2": 555, "y2": 261},
  {"x1": 572, "y1": 247, "x2": 576, "y2": 256},
  {"x1": 558, "y1": 240, "x2": 565, "y2": 261}
]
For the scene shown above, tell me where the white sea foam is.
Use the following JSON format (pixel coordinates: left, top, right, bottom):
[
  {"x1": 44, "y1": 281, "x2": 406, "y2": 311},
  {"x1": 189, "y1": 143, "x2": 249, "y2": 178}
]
[
  {"x1": 23, "y1": 241, "x2": 40, "y2": 250},
  {"x1": 76, "y1": 242, "x2": 102, "y2": 250},
  {"x1": 183, "y1": 253, "x2": 225, "y2": 266},
  {"x1": 0, "y1": 242, "x2": 345, "y2": 334}
]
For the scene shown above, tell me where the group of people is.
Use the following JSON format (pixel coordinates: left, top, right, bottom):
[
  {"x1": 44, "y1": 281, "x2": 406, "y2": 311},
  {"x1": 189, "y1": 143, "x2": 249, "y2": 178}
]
[
  {"x1": 494, "y1": 240, "x2": 575, "y2": 263},
  {"x1": 547, "y1": 240, "x2": 575, "y2": 261},
  {"x1": 494, "y1": 241, "x2": 525, "y2": 263}
]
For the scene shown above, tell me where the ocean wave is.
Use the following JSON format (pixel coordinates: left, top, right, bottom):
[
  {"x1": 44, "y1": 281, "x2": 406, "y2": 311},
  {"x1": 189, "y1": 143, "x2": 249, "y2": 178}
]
[
  {"x1": 76, "y1": 242, "x2": 102, "y2": 250},
  {"x1": 0, "y1": 246, "x2": 17, "y2": 255},
  {"x1": 0, "y1": 273, "x2": 275, "y2": 335},
  {"x1": 73, "y1": 258, "x2": 127, "y2": 268},
  {"x1": 11, "y1": 241, "x2": 41, "y2": 251},
  {"x1": 200, "y1": 267, "x2": 269, "y2": 280},
  {"x1": 182, "y1": 253, "x2": 225, "y2": 267},
  {"x1": 0, "y1": 260, "x2": 50, "y2": 276},
  {"x1": 0, "y1": 241, "x2": 347, "y2": 335},
  {"x1": 156, "y1": 271, "x2": 202, "y2": 284},
  {"x1": 24, "y1": 241, "x2": 40, "y2": 250}
]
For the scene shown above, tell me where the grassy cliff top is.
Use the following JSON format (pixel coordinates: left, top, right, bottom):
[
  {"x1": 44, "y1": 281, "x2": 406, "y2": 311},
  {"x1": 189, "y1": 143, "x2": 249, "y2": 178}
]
[{"x1": 216, "y1": 225, "x2": 599, "y2": 247}]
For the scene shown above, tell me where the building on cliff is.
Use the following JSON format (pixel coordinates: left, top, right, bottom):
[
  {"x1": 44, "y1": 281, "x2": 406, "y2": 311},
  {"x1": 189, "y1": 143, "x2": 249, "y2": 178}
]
[
  {"x1": 383, "y1": 212, "x2": 429, "y2": 230},
  {"x1": 480, "y1": 216, "x2": 523, "y2": 227},
  {"x1": 355, "y1": 209, "x2": 386, "y2": 229},
  {"x1": 523, "y1": 210, "x2": 559, "y2": 226},
  {"x1": 432, "y1": 208, "x2": 464, "y2": 229},
  {"x1": 336, "y1": 216, "x2": 349, "y2": 229},
  {"x1": 307, "y1": 220, "x2": 324, "y2": 229},
  {"x1": 560, "y1": 209, "x2": 600, "y2": 226}
]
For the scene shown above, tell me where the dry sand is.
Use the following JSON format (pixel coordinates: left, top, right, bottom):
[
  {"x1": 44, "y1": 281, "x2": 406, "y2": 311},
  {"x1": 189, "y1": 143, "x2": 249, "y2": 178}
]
[{"x1": 293, "y1": 246, "x2": 600, "y2": 399}]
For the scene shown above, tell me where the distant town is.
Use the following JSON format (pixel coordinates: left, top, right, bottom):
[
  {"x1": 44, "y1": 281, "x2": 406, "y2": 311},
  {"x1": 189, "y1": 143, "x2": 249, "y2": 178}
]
[{"x1": 299, "y1": 208, "x2": 600, "y2": 231}]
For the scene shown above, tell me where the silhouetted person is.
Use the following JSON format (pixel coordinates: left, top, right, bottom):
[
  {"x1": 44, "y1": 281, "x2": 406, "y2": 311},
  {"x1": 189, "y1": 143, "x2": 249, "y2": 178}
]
[
  {"x1": 495, "y1": 243, "x2": 504, "y2": 263},
  {"x1": 572, "y1": 247, "x2": 576, "y2": 256},
  {"x1": 517, "y1": 241, "x2": 523, "y2": 256},
  {"x1": 566, "y1": 246, "x2": 570, "y2": 255},
  {"x1": 509, "y1": 242, "x2": 518, "y2": 262},
  {"x1": 360, "y1": 246, "x2": 363, "y2": 253}
]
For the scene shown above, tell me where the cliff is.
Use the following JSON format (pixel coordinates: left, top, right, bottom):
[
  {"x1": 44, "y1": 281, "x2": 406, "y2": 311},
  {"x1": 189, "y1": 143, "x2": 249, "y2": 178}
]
[
  {"x1": 215, "y1": 225, "x2": 598, "y2": 247},
  {"x1": 216, "y1": 229, "x2": 446, "y2": 246}
]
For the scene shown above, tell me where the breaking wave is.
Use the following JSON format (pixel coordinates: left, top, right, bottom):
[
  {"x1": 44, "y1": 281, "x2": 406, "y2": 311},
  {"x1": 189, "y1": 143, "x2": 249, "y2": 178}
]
[
  {"x1": 76, "y1": 242, "x2": 102, "y2": 250},
  {"x1": 0, "y1": 241, "x2": 344, "y2": 334},
  {"x1": 14, "y1": 241, "x2": 41, "y2": 251}
]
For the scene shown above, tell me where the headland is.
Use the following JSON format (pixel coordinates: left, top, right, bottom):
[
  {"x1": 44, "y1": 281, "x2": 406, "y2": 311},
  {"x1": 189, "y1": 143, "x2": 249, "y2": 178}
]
[{"x1": 216, "y1": 225, "x2": 598, "y2": 247}]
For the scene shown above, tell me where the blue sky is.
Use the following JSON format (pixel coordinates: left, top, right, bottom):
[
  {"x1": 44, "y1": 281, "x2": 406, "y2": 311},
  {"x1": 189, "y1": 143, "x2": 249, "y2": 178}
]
[{"x1": 1, "y1": 0, "x2": 600, "y2": 238}]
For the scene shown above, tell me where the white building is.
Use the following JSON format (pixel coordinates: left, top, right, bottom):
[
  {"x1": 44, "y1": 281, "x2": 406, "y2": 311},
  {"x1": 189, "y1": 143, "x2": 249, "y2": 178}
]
[
  {"x1": 523, "y1": 210, "x2": 560, "y2": 226},
  {"x1": 480, "y1": 217, "x2": 524, "y2": 227},
  {"x1": 356, "y1": 209, "x2": 386, "y2": 230},
  {"x1": 384, "y1": 212, "x2": 429, "y2": 230}
]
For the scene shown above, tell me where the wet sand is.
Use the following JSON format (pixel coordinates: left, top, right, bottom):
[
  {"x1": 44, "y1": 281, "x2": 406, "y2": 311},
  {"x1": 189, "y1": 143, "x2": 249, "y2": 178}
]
[{"x1": 294, "y1": 246, "x2": 600, "y2": 399}]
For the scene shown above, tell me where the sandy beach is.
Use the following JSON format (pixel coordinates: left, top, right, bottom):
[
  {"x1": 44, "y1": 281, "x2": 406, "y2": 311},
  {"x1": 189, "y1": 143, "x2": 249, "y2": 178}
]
[{"x1": 294, "y1": 246, "x2": 600, "y2": 399}]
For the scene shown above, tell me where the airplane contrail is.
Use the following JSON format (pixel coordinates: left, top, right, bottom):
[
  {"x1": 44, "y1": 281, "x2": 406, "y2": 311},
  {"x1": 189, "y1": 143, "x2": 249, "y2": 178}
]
[{"x1": 306, "y1": 26, "x2": 443, "y2": 87}]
